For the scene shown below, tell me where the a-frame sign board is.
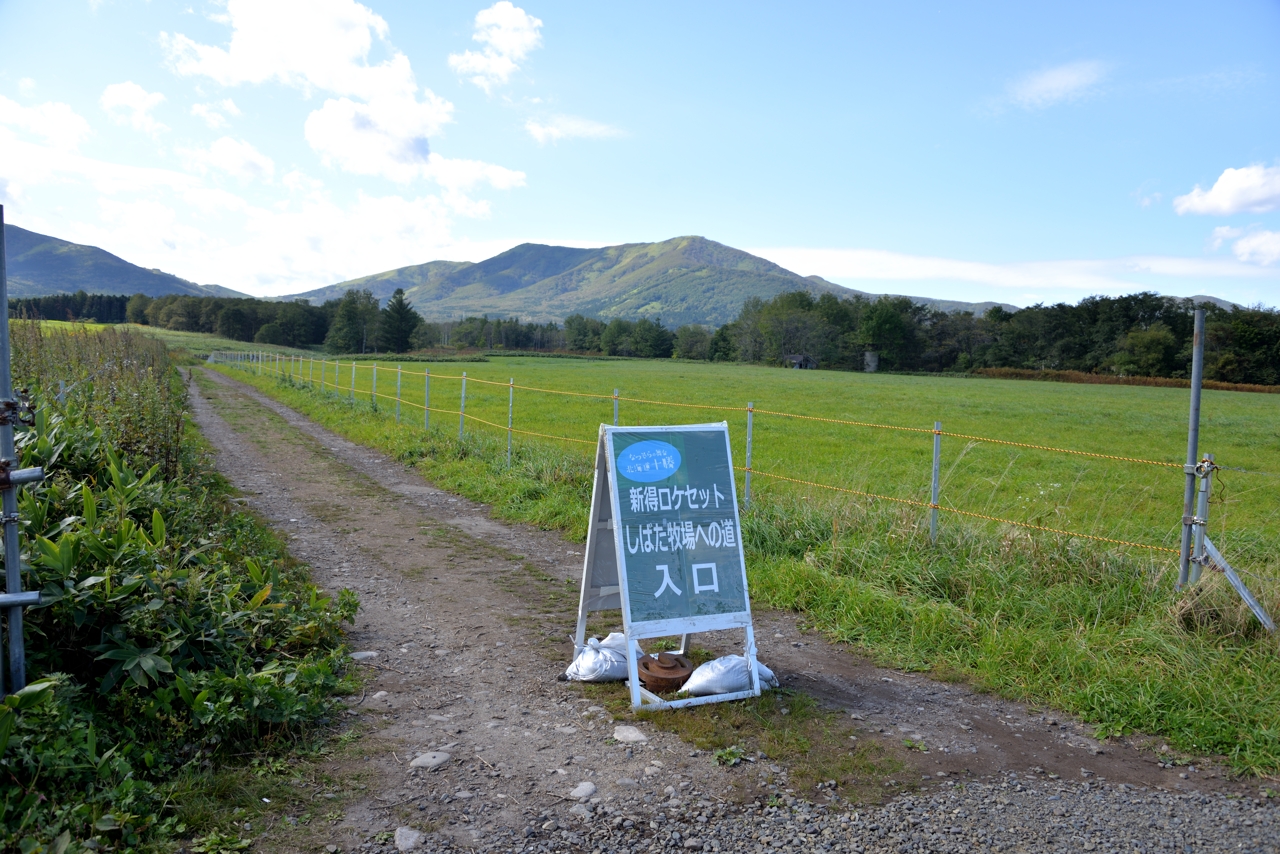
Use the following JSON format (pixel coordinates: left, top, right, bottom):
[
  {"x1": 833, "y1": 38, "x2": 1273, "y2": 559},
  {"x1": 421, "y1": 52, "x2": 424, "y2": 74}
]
[{"x1": 574, "y1": 423, "x2": 760, "y2": 710}]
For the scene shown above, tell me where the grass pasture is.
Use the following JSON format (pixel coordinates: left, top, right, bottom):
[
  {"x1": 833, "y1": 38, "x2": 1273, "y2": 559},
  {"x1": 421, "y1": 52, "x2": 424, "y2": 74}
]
[
  {"x1": 263, "y1": 352, "x2": 1280, "y2": 559},
  {"x1": 211, "y1": 353, "x2": 1280, "y2": 776}
]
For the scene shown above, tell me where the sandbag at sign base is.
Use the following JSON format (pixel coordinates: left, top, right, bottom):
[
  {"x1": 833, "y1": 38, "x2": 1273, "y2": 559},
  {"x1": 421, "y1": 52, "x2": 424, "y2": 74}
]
[
  {"x1": 563, "y1": 633, "x2": 632, "y2": 682},
  {"x1": 680, "y1": 655, "x2": 780, "y2": 696}
]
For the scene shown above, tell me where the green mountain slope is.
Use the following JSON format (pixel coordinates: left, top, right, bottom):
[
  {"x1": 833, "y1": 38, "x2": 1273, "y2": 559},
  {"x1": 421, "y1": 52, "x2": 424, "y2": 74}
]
[
  {"x1": 2, "y1": 223, "x2": 249, "y2": 299},
  {"x1": 294, "y1": 236, "x2": 877, "y2": 326}
]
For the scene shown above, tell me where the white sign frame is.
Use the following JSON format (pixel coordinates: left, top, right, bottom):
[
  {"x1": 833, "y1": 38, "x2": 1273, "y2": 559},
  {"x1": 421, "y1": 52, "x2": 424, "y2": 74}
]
[{"x1": 574, "y1": 422, "x2": 761, "y2": 710}]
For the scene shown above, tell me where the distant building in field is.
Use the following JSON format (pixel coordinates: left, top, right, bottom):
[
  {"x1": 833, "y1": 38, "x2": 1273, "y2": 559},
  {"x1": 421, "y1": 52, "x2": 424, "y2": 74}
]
[{"x1": 784, "y1": 354, "x2": 819, "y2": 370}]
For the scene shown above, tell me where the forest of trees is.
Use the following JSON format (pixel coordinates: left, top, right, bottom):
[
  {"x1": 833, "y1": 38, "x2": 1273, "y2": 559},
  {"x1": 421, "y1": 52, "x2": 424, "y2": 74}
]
[
  {"x1": 11, "y1": 292, "x2": 131, "y2": 324},
  {"x1": 11, "y1": 288, "x2": 1280, "y2": 385}
]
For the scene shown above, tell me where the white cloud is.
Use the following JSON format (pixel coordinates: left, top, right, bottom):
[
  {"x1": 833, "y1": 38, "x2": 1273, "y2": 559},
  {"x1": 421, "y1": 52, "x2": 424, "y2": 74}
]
[
  {"x1": 1007, "y1": 60, "x2": 1108, "y2": 110},
  {"x1": 0, "y1": 95, "x2": 91, "y2": 150},
  {"x1": 18, "y1": 78, "x2": 36, "y2": 97},
  {"x1": 163, "y1": 0, "x2": 470, "y2": 184},
  {"x1": 1210, "y1": 226, "x2": 1243, "y2": 250},
  {"x1": 525, "y1": 115, "x2": 623, "y2": 144},
  {"x1": 100, "y1": 82, "x2": 168, "y2": 135},
  {"x1": 303, "y1": 88, "x2": 455, "y2": 182},
  {"x1": 448, "y1": 1, "x2": 543, "y2": 93},
  {"x1": 747, "y1": 246, "x2": 1276, "y2": 297},
  {"x1": 1232, "y1": 230, "x2": 1280, "y2": 266},
  {"x1": 191, "y1": 99, "x2": 240, "y2": 129},
  {"x1": 1173, "y1": 164, "x2": 1280, "y2": 215},
  {"x1": 0, "y1": 120, "x2": 524, "y2": 294},
  {"x1": 183, "y1": 137, "x2": 275, "y2": 182}
]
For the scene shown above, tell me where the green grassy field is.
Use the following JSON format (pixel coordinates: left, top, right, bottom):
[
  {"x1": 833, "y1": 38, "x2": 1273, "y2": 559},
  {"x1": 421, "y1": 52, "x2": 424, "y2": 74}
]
[
  {"x1": 210, "y1": 358, "x2": 1280, "y2": 775},
  {"x1": 253, "y1": 352, "x2": 1280, "y2": 565}
]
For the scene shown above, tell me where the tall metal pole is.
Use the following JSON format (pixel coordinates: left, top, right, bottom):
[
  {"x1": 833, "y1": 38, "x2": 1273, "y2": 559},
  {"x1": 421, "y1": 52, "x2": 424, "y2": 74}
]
[
  {"x1": 744, "y1": 402, "x2": 754, "y2": 510},
  {"x1": 930, "y1": 421, "x2": 942, "y2": 543},
  {"x1": 613, "y1": 388, "x2": 619, "y2": 426},
  {"x1": 1178, "y1": 308, "x2": 1206, "y2": 589},
  {"x1": 507, "y1": 378, "x2": 514, "y2": 466},
  {"x1": 459, "y1": 372, "x2": 467, "y2": 440}
]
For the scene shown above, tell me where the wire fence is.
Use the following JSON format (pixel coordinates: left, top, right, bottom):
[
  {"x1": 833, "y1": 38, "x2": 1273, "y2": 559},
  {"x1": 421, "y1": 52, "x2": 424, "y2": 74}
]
[{"x1": 212, "y1": 351, "x2": 1278, "y2": 567}]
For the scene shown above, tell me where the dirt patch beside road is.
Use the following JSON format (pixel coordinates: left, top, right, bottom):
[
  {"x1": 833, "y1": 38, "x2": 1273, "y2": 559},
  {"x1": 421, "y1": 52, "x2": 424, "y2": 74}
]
[{"x1": 187, "y1": 368, "x2": 1271, "y2": 853}]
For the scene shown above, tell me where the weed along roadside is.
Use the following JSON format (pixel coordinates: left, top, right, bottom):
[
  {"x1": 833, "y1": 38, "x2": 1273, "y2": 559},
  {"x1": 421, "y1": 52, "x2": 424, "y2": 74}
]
[
  {"x1": 181, "y1": 365, "x2": 1278, "y2": 853},
  {"x1": 0, "y1": 325, "x2": 360, "y2": 853}
]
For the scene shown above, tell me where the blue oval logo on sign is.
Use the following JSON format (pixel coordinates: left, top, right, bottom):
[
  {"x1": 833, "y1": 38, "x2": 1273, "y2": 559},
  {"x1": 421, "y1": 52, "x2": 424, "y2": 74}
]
[{"x1": 616, "y1": 440, "x2": 682, "y2": 483}]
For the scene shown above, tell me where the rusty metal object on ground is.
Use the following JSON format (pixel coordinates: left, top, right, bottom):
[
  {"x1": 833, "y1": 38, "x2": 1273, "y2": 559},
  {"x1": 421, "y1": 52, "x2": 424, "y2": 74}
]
[{"x1": 637, "y1": 652, "x2": 693, "y2": 693}]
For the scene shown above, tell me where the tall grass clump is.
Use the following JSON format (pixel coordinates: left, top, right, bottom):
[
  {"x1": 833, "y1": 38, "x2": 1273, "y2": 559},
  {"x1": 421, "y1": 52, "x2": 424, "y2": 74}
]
[
  {"x1": 221, "y1": 363, "x2": 1280, "y2": 775},
  {"x1": 3, "y1": 325, "x2": 358, "y2": 851}
]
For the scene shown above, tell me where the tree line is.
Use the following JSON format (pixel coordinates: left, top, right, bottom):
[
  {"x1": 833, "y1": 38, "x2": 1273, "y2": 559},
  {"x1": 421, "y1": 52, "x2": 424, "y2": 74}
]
[
  {"x1": 699, "y1": 290, "x2": 1280, "y2": 385},
  {"x1": 10, "y1": 288, "x2": 1279, "y2": 385}
]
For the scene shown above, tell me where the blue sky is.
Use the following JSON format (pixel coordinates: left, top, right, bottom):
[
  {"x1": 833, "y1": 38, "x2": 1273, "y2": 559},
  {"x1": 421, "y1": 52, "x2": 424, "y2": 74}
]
[{"x1": 2, "y1": 0, "x2": 1279, "y2": 308}]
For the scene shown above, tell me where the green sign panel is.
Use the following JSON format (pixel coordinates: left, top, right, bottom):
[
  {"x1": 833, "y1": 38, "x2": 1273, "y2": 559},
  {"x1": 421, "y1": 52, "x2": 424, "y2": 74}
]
[{"x1": 608, "y1": 429, "x2": 748, "y2": 624}]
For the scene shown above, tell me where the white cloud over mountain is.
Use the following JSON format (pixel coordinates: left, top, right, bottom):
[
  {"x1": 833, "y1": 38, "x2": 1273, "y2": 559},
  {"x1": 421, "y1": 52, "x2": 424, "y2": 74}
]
[
  {"x1": 100, "y1": 82, "x2": 168, "y2": 136},
  {"x1": 1232, "y1": 230, "x2": 1280, "y2": 266},
  {"x1": 448, "y1": 2, "x2": 543, "y2": 93},
  {"x1": 1006, "y1": 61, "x2": 1108, "y2": 110},
  {"x1": 1174, "y1": 164, "x2": 1280, "y2": 215},
  {"x1": 526, "y1": 115, "x2": 623, "y2": 144},
  {"x1": 0, "y1": 95, "x2": 91, "y2": 150},
  {"x1": 161, "y1": 0, "x2": 477, "y2": 185}
]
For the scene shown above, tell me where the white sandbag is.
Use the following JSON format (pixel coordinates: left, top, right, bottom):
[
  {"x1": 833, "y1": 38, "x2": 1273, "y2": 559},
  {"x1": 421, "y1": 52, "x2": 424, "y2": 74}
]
[
  {"x1": 680, "y1": 655, "x2": 779, "y2": 696},
  {"x1": 564, "y1": 633, "x2": 632, "y2": 682}
]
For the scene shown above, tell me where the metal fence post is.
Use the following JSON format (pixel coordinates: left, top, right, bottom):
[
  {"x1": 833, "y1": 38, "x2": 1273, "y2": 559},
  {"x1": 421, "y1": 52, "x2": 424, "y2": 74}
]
[
  {"x1": 396, "y1": 365, "x2": 402, "y2": 423},
  {"x1": 1178, "y1": 308, "x2": 1206, "y2": 589},
  {"x1": 613, "y1": 388, "x2": 619, "y2": 426},
  {"x1": 930, "y1": 421, "x2": 942, "y2": 543},
  {"x1": 0, "y1": 204, "x2": 45, "y2": 691},
  {"x1": 744, "y1": 402, "x2": 753, "y2": 510},
  {"x1": 309, "y1": 357, "x2": 314, "y2": 387},
  {"x1": 372, "y1": 363, "x2": 378, "y2": 408},
  {"x1": 424, "y1": 369, "x2": 430, "y2": 430},
  {"x1": 349, "y1": 360, "x2": 355, "y2": 402},
  {"x1": 507, "y1": 378, "x2": 514, "y2": 466},
  {"x1": 57, "y1": 379, "x2": 65, "y2": 405},
  {"x1": 459, "y1": 372, "x2": 467, "y2": 440}
]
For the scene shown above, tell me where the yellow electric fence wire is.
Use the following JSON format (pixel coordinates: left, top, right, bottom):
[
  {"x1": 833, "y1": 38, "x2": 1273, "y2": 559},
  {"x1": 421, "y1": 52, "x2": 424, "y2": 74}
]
[
  {"x1": 265, "y1": 357, "x2": 1206, "y2": 473},
  {"x1": 741, "y1": 467, "x2": 1180, "y2": 554}
]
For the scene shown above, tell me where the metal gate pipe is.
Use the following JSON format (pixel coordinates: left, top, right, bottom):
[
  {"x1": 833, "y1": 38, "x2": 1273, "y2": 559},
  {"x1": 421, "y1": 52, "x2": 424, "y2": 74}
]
[
  {"x1": 459, "y1": 372, "x2": 467, "y2": 440},
  {"x1": 930, "y1": 421, "x2": 942, "y2": 543},
  {"x1": 1178, "y1": 308, "x2": 1206, "y2": 588},
  {"x1": 744, "y1": 402, "x2": 753, "y2": 509}
]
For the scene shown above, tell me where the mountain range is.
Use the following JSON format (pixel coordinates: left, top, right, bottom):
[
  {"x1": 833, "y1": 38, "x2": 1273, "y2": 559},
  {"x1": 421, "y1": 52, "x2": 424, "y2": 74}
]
[
  {"x1": 1, "y1": 223, "x2": 248, "y2": 299},
  {"x1": 280, "y1": 236, "x2": 1020, "y2": 326},
  {"x1": 3, "y1": 223, "x2": 1240, "y2": 326}
]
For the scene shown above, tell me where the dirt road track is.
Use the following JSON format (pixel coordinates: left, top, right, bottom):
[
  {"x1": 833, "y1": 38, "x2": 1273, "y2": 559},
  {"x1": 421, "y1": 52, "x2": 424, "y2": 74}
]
[{"x1": 187, "y1": 368, "x2": 1275, "y2": 854}]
